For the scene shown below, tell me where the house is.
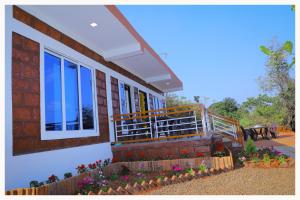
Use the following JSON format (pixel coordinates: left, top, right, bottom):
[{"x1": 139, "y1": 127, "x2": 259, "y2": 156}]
[{"x1": 5, "y1": 5, "x2": 183, "y2": 190}]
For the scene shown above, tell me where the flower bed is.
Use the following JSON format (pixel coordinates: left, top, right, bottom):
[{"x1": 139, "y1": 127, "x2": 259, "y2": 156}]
[
  {"x1": 236, "y1": 138, "x2": 295, "y2": 168},
  {"x1": 6, "y1": 155, "x2": 234, "y2": 195}
]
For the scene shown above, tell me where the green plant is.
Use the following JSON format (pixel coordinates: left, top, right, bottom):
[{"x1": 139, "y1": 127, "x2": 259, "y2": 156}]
[
  {"x1": 64, "y1": 172, "x2": 72, "y2": 179},
  {"x1": 155, "y1": 175, "x2": 164, "y2": 180},
  {"x1": 120, "y1": 165, "x2": 130, "y2": 176},
  {"x1": 251, "y1": 156, "x2": 260, "y2": 163},
  {"x1": 198, "y1": 164, "x2": 207, "y2": 173},
  {"x1": 29, "y1": 180, "x2": 44, "y2": 188},
  {"x1": 101, "y1": 186, "x2": 109, "y2": 192},
  {"x1": 185, "y1": 168, "x2": 195, "y2": 176},
  {"x1": 213, "y1": 151, "x2": 226, "y2": 157},
  {"x1": 245, "y1": 138, "x2": 257, "y2": 156},
  {"x1": 277, "y1": 155, "x2": 287, "y2": 165},
  {"x1": 263, "y1": 154, "x2": 271, "y2": 164},
  {"x1": 109, "y1": 173, "x2": 118, "y2": 181}
]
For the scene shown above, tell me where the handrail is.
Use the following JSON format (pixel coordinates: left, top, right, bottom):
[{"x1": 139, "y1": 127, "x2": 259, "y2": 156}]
[
  {"x1": 208, "y1": 112, "x2": 239, "y2": 125},
  {"x1": 112, "y1": 104, "x2": 202, "y2": 119}
]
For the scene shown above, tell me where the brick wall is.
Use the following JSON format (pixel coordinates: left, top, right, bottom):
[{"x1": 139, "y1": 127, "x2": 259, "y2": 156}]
[
  {"x1": 96, "y1": 71, "x2": 110, "y2": 142},
  {"x1": 112, "y1": 139, "x2": 212, "y2": 162},
  {"x1": 12, "y1": 32, "x2": 41, "y2": 155},
  {"x1": 110, "y1": 77, "x2": 120, "y2": 116},
  {"x1": 12, "y1": 32, "x2": 109, "y2": 155}
]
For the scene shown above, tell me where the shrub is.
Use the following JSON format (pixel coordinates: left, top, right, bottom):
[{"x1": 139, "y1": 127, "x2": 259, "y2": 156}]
[
  {"x1": 198, "y1": 160, "x2": 208, "y2": 173},
  {"x1": 263, "y1": 154, "x2": 271, "y2": 164},
  {"x1": 251, "y1": 156, "x2": 260, "y2": 163},
  {"x1": 277, "y1": 155, "x2": 287, "y2": 165},
  {"x1": 78, "y1": 176, "x2": 96, "y2": 195},
  {"x1": 64, "y1": 172, "x2": 72, "y2": 179},
  {"x1": 120, "y1": 165, "x2": 130, "y2": 176},
  {"x1": 29, "y1": 180, "x2": 44, "y2": 188},
  {"x1": 245, "y1": 138, "x2": 257, "y2": 156},
  {"x1": 77, "y1": 164, "x2": 87, "y2": 174},
  {"x1": 109, "y1": 173, "x2": 118, "y2": 181},
  {"x1": 198, "y1": 164, "x2": 207, "y2": 173},
  {"x1": 46, "y1": 174, "x2": 59, "y2": 184},
  {"x1": 185, "y1": 168, "x2": 195, "y2": 176}
]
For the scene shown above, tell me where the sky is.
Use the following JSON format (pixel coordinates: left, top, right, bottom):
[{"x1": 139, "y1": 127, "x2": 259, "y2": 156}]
[{"x1": 118, "y1": 5, "x2": 295, "y2": 106}]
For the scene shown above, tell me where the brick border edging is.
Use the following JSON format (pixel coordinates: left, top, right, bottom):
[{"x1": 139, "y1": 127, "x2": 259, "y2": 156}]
[
  {"x1": 87, "y1": 167, "x2": 233, "y2": 195},
  {"x1": 5, "y1": 156, "x2": 234, "y2": 195},
  {"x1": 243, "y1": 158, "x2": 295, "y2": 168}
]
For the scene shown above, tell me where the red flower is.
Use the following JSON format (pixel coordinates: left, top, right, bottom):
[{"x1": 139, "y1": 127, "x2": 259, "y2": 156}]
[
  {"x1": 139, "y1": 152, "x2": 145, "y2": 158},
  {"x1": 125, "y1": 152, "x2": 133, "y2": 158},
  {"x1": 181, "y1": 149, "x2": 188, "y2": 155},
  {"x1": 112, "y1": 157, "x2": 119, "y2": 163},
  {"x1": 196, "y1": 152, "x2": 205, "y2": 157}
]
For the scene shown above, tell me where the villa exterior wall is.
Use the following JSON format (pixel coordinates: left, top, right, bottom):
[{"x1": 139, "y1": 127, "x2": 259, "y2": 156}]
[{"x1": 5, "y1": 5, "x2": 165, "y2": 190}]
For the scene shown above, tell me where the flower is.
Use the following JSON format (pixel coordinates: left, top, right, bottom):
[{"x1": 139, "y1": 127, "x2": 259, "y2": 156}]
[
  {"x1": 112, "y1": 157, "x2": 119, "y2": 163},
  {"x1": 78, "y1": 176, "x2": 94, "y2": 189},
  {"x1": 126, "y1": 152, "x2": 133, "y2": 158},
  {"x1": 121, "y1": 175, "x2": 129, "y2": 182},
  {"x1": 172, "y1": 164, "x2": 183, "y2": 172},
  {"x1": 139, "y1": 152, "x2": 145, "y2": 158},
  {"x1": 196, "y1": 152, "x2": 205, "y2": 157}
]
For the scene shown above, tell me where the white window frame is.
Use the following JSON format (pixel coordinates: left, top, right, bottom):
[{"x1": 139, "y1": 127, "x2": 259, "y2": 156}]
[{"x1": 41, "y1": 48, "x2": 99, "y2": 140}]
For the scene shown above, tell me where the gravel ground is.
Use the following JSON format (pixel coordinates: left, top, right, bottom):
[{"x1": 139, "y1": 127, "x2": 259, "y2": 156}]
[{"x1": 145, "y1": 167, "x2": 295, "y2": 195}]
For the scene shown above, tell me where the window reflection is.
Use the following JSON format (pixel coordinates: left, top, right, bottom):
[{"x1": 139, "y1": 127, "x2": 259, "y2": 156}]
[
  {"x1": 64, "y1": 60, "x2": 80, "y2": 130},
  {"x1": 80, "y1": 66, "x2": 94, "y2": 129},
  {"x1": 44, "y1": 52, "x2": 63, "y2": 131}
]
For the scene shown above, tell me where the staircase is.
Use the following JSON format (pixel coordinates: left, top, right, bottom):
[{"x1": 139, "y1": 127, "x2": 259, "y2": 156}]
[{"x1": 203, "y1": 110, "x2": 244, "y2": 148}]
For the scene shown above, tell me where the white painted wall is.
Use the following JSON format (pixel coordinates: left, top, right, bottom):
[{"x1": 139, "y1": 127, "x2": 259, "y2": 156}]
[{"x1": 5, "y1": 5, "x2": 165, "y2": 190}]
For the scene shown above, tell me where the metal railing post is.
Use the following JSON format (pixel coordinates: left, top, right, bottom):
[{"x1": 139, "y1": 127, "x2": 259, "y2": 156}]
[
  {"x1": 154, "y1": 116, "x2": 158, "y2": 138},
  {"x1": 114, "y1": 121, "x2": 118, "y2": 142},
  {"x1": 193, "y1": 110, "x2": 198, "y2": 133}
]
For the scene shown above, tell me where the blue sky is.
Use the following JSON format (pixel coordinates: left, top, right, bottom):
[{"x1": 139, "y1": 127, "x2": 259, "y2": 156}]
[{"x1": 118, "y1": 5, "x2": 295, "y2": 105}]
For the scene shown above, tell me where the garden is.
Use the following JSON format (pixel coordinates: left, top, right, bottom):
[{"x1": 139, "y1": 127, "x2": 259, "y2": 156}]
[{"x1": 236, "y1": 138, "x2": 294, "y2": 168}]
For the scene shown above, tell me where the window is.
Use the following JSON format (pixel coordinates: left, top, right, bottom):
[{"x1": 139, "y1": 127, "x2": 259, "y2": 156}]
[{"x1": 42, "y1": 50, "x2": 97, "y2": 139}]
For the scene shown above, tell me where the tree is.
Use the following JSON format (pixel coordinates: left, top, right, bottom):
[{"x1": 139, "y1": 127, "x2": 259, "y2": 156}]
[
  {"x1": 194, "y1": 96, "x2": 200, "y2": 103},
  {"x1": 165, "y1": 93, "x2": 192, "y2": 107},
  {"x1": 259, "y1": 40, "x2": 295, "y2": 130},
  {"x1": 208, "y1": 97, "x2": 239, "y2": 119},
  {"x1": 238, "y1": 95, "x2": 285, "y2": 127}
]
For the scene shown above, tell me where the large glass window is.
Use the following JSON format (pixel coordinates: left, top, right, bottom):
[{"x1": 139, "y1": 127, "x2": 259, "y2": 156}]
[
  {"x1": 80, "y1": 66, "x2": 94, "y2": 129},
  {"x1": 44, "y1": 52, "x2": 63, "y2": 131},
  {"x1": 64, "y1": 60, "x2": 80, "y2": 130},
  {"x1": 43, "y1": 51, "x2": 96, "y2": 134}
]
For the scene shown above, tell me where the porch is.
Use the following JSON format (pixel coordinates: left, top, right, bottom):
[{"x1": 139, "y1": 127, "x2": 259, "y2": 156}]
[{"x1": 111, "y1": 104, "x2": 244, "y2": 161}]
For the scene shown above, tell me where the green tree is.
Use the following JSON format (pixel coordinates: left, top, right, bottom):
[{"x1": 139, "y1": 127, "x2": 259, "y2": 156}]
[
  {"x1": 259, "y1": 40, "x2": 295, "y2": 130},
  {"x1": 208, "y1": 97, "x2": 239, "y2": 119},
  {"x1": 238, "y1": 94, "x2": 285, "y2": 127},
  {"x1": 165, "y1": 93, "x2": 192, "y2": 107}
]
